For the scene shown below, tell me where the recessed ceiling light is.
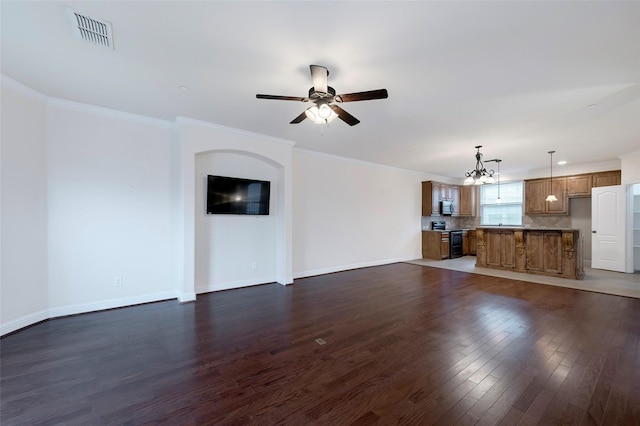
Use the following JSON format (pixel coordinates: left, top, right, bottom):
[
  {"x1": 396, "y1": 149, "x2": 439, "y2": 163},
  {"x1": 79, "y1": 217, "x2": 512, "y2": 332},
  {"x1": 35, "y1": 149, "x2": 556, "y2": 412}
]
[
  {"x1": 179, "y1": 85, "x2": 189, "y2": 91},
  {"x1": 557, "y1": 160, "x2": 567, "y2": 165}
]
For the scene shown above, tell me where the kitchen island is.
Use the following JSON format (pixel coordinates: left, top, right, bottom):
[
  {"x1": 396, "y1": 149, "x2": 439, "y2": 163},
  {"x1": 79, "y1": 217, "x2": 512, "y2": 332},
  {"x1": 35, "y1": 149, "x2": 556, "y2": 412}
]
[{"x1": 475, "y1": 227, "x2": 584, "y2": 280}]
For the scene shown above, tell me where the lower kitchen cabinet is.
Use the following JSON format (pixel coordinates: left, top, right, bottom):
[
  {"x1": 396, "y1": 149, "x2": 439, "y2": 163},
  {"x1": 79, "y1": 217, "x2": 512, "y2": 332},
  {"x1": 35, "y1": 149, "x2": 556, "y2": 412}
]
[
  {"x1": 440, "y1": 232, "x2": 450, "y2": 260},
  {"x1": 462, "y1": 230, "x2": 477, "y2": 256},
  {"x1": 525, "y1": 231, "x2": 563, "y2": 274},
  {"x1": 485, "y1": 230, "x2": 516, "y2": 270},
  {"x1": 422, "y1": 231, "x2": 450, "y2": 260},
  {"x1": 468, "y1": 230, "x2": 477, "y2": 255}
]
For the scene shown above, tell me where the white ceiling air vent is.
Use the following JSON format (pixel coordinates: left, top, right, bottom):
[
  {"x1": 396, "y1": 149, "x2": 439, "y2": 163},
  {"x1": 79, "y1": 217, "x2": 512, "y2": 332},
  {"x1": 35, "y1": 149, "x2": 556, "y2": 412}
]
[{"x1": 66, "y1": 7, "x2": 113, "y2": 49}]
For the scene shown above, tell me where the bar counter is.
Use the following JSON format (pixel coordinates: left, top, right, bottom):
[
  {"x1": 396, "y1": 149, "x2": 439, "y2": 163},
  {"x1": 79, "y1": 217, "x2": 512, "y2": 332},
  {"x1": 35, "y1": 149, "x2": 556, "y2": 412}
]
[{"x1": 475, "y1": 227, "x2": 584, "y2": 280}]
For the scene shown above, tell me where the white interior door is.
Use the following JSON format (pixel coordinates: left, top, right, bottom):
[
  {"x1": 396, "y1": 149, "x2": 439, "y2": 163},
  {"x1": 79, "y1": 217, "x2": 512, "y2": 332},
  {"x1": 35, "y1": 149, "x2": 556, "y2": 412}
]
[{"x1": 591, "y1": 185, "x2": 626, "y2": 272}]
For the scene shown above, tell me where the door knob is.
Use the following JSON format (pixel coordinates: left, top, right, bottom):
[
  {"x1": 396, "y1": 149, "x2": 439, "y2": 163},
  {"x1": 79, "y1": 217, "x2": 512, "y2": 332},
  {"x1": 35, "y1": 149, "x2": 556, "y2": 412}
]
[{"x1": 592, "y1": 230, "x2": 596, "y2": 233}]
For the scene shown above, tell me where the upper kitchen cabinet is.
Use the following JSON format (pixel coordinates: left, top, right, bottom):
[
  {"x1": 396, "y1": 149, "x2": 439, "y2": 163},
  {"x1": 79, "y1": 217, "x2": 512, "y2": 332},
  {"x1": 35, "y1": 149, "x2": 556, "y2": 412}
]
[
  {"x1": 593, "y1": 170, "x2": 621, "y2": 188},
  {"x1": 422, "y1": 181, "x2": 463, "y2": 216},
  {"x1": 458, "y1": 185, "x2": 476, "y2": 216},
  {"x1": 450, "y1": 185, "x2": 460, "y2": 215},
  {"x1": 567, "y1": 174, "x2": 593, "y2": 197},
  {"x1": 567, "y1": 170, "x2": 621, "y2": 197},
  {"x1": 422, "y1": 181, "x2": 440, "y2": 216},
  {"x1": 524, "y1": 177, "x2": 568, "y2": 215}
]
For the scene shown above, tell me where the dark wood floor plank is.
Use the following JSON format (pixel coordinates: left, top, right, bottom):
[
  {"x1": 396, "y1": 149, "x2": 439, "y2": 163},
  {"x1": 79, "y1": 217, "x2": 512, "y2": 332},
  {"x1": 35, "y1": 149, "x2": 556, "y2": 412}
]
[{"x1": 2, "y1": 262, "x2": 639, "y2": 425}]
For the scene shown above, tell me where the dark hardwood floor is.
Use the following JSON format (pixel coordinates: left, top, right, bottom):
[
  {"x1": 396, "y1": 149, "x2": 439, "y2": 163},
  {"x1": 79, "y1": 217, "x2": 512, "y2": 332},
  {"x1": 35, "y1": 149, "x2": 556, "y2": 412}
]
[{"x1": 2, "y1": 263, "x2": 639, "y2": 425}]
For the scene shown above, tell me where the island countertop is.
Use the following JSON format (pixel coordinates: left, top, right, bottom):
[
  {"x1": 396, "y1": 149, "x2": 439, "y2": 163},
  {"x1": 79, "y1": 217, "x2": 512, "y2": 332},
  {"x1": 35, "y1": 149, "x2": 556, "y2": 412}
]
[{"x1": 475, "y1": 226, "x2": 582, "y2": 232}]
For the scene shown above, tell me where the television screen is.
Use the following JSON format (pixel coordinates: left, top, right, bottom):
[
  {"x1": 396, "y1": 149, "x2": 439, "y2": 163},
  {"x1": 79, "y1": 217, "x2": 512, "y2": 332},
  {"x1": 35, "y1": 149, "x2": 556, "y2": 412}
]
[{"x1": 206, "y1": 175, "x2": 270, "y2": 215}]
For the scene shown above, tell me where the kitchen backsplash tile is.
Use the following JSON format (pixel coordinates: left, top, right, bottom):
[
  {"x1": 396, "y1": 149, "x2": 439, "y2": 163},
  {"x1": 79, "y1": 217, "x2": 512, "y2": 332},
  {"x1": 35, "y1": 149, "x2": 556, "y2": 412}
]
[{"x1": 422, "y1": 214, "x2": 571, "y2": 230}]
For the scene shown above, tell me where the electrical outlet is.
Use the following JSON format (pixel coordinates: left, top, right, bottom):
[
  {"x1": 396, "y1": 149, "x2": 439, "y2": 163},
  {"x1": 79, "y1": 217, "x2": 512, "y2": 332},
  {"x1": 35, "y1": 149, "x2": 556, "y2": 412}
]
[
  {"x1": 114, "y1": 276, "x2": 122, "y2": 286},
  {"x1": 251, "y1": 261, "x2": 257, "y2": 270}
]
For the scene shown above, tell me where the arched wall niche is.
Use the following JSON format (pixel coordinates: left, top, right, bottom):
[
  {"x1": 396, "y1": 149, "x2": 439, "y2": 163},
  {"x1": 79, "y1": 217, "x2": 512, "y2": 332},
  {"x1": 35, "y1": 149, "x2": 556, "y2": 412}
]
[
  {"x1": 175, "y1": 118, "x2": 294, "y2": 302},
  {"x1": 195, "y1": 150, "x2": 280, "y2": 293}
]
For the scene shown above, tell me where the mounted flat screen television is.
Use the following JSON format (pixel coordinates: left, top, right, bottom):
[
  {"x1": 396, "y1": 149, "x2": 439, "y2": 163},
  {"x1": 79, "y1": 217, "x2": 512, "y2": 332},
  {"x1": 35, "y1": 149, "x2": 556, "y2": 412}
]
[{"x1": 206, "y1": 175, "x2": 271, "y2": 215}]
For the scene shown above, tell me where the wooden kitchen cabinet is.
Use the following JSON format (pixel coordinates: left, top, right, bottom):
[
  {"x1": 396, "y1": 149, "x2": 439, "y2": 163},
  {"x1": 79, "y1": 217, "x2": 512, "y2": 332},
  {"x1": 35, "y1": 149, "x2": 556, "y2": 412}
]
[
  {"x1": 462, "y1": 231, "x2": 469, "y2": 255},
  {"x1": 525, "y1": 231, "x2": 563, "y2": 275},
  {"x1": 567, "y1": 170, "x2": 621, "y2": 197},
  {"x1": 485, "y1": 230, "x2": 516, "y2": 270},
  {"x1": 593, "y1": 170, "x2": 621, "y2": 187},
  {"x1": 567, "y1": 174, "x2": 592, "y2": 197},
  {"x1": 440, "y1": 232, "x2": 450, "y2": 260},
  {"x1": 476, "y1": 227, "x2": 583, "y2": 279},
  {"x1": 468, "y1": 230, "x2": 477, "y2": 255},
  {"x1": 423, "y1": 181, "x2": 462, "y2": 216},
  {"x1": 459, "y1": 185, "x2": 475, "y2": 216},
  {"x1": 422, "y1": 231, "x2": 449, "y2": 260},
  {"x1": 450, "y1": 185, "x2": 460, "y2": 215},
  {"x1": 524, "y1": 177, "x2": 568, "y2": 215},
  {"x1": 462, "y1": 230, "x2": 477, "y2": 256},
  {"x1": 422, "y1": 181, "x2": 440, "y2": 216},
  {"x1": 432, "y1": 183, "x2": 441, "y2": 214}
]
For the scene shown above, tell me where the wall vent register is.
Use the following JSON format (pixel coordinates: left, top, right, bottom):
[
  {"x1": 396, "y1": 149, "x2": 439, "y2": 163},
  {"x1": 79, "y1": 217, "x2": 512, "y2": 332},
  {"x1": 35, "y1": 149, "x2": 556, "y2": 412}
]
[{"x1": 67, "y1": 7, "x2": 114, "y2": 49}]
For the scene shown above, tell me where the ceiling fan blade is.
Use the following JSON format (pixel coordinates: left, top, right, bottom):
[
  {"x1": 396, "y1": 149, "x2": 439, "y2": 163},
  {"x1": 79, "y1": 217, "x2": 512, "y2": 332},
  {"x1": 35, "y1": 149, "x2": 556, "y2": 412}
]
[
  {"x1": 310, "y1": 65, "x2": 328, "y2": 94},
  {"x1": 336, "y1": 89, "x2": 388, "y2": 103},
  {"x1": 329, "y1": 104, "x2": 360, "y2": 126},
  {"x1": 256, "y1": 94, "x2": 308, "y2": 101},
  {"x1": 290, "y1": 111, "x2": 307, "y2": 124}
]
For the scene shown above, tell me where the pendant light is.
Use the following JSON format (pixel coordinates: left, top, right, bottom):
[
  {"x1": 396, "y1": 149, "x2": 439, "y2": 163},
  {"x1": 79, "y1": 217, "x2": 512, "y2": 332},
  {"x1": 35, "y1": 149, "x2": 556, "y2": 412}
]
[
  {"x1": 495, "y1": 159, "x2": 502, "y2": 204},
  {"x1": 545, "y1": 150, "x2": 558, "y2": 202},
  {"x1": 485, "y1": 158, "x2": 502, "y2": 203}
]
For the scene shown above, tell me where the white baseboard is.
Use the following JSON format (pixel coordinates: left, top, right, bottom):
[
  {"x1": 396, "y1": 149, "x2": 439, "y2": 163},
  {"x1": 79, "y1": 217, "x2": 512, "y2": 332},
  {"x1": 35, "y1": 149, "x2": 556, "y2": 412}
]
[
  {"x1": 178, "y1": 292, "x2": 196, "y2": 303},
  {"x1": 196, "y1": 276, "x2": 279, "y2": 294},
  {"x1": 1, "y1": 291, "x2": 178, "y2": 336},
  {"x1": 1, "y1": 309, "x2": 49, "y2": 336},
  {"x1": 293, "y1": 256, "x2": 416, "y2": 279},
  {"x1": 48, "y1": 291, "x2": 178, "y2": 318}
]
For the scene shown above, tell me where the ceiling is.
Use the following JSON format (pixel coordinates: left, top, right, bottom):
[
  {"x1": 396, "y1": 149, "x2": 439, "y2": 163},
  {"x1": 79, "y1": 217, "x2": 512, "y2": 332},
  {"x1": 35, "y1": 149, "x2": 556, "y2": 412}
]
[{"x1": 2, "y1": 1, "x2": 639, "y2": 181}]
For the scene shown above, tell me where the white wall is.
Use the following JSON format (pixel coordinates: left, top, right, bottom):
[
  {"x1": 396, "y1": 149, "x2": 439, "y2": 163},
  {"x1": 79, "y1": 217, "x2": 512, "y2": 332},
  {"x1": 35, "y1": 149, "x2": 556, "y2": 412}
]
[
  {"x1": 1, "y1": 78, "x2": 49, "y2": 334},
  {"x1": 45, "y1": 101, "x2": 175, "y2": 317},
  {"x1": 292, "y1": 149, "x2": 424, "y2": 277},
  {"x1": 621, "y1": 150, "x2": 640, "y2": 185},
  {"x1": 177, "y1": 118, "x2": 294, "y2": 300},
  {"x1": 194, "y1": 152, "x2": 278, "y2": 292},
  {"x1": 6, "y1": 72, "x2": 629, "y2": 336},
  {"x1": 570, "y1": 197, "x2": 592, "y2": 264}
]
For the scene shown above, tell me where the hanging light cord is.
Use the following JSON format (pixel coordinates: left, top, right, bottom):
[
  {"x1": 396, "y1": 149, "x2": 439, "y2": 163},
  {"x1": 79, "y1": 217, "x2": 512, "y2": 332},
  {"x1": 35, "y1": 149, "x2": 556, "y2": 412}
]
[{"x1": 549, "y1": 150, "x2": 554, "y2": 193}]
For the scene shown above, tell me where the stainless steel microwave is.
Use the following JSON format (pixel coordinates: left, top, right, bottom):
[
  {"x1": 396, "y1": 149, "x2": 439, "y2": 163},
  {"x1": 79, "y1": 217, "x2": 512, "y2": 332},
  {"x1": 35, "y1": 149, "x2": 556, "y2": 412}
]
[{"x1": 440, "y1": 200, "x2": 454, "y2": 215}]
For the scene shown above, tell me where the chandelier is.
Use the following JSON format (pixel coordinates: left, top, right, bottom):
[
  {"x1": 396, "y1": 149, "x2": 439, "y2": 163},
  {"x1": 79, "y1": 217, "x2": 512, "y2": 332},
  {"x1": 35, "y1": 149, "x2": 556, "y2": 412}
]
[{"x1": 464, "y1": 145, "x2": 495, "y2": 185}]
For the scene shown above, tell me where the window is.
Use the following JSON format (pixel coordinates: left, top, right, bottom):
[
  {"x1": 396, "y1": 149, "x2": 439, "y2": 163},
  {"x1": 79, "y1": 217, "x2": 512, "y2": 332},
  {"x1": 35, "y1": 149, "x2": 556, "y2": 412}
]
[{"x1": 480, "y1": 181, "x2": 523, "y2": 226}]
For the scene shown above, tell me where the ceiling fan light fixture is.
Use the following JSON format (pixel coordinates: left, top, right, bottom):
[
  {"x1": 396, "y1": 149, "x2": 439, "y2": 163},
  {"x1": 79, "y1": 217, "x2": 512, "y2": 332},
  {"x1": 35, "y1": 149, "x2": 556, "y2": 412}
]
[
  {"x1": 304, "y1": 107, "x2": 318, "y2": 122},
  {"x1": 256, "y1": 65, "x2": 388, "y2": 126},
  {"x1": 318, "y1": 103, "x2": 332, "y2": 119},
  {"x1": 304, "y1": 105, "x2": 337, "y2": 124}
]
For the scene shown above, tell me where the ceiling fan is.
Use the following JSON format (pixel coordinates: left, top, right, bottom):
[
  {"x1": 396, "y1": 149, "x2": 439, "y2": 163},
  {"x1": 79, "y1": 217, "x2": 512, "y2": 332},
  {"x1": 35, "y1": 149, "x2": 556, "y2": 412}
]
[{"x1": 256, "y1": 65, "x2": 388, "y2": 126}]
